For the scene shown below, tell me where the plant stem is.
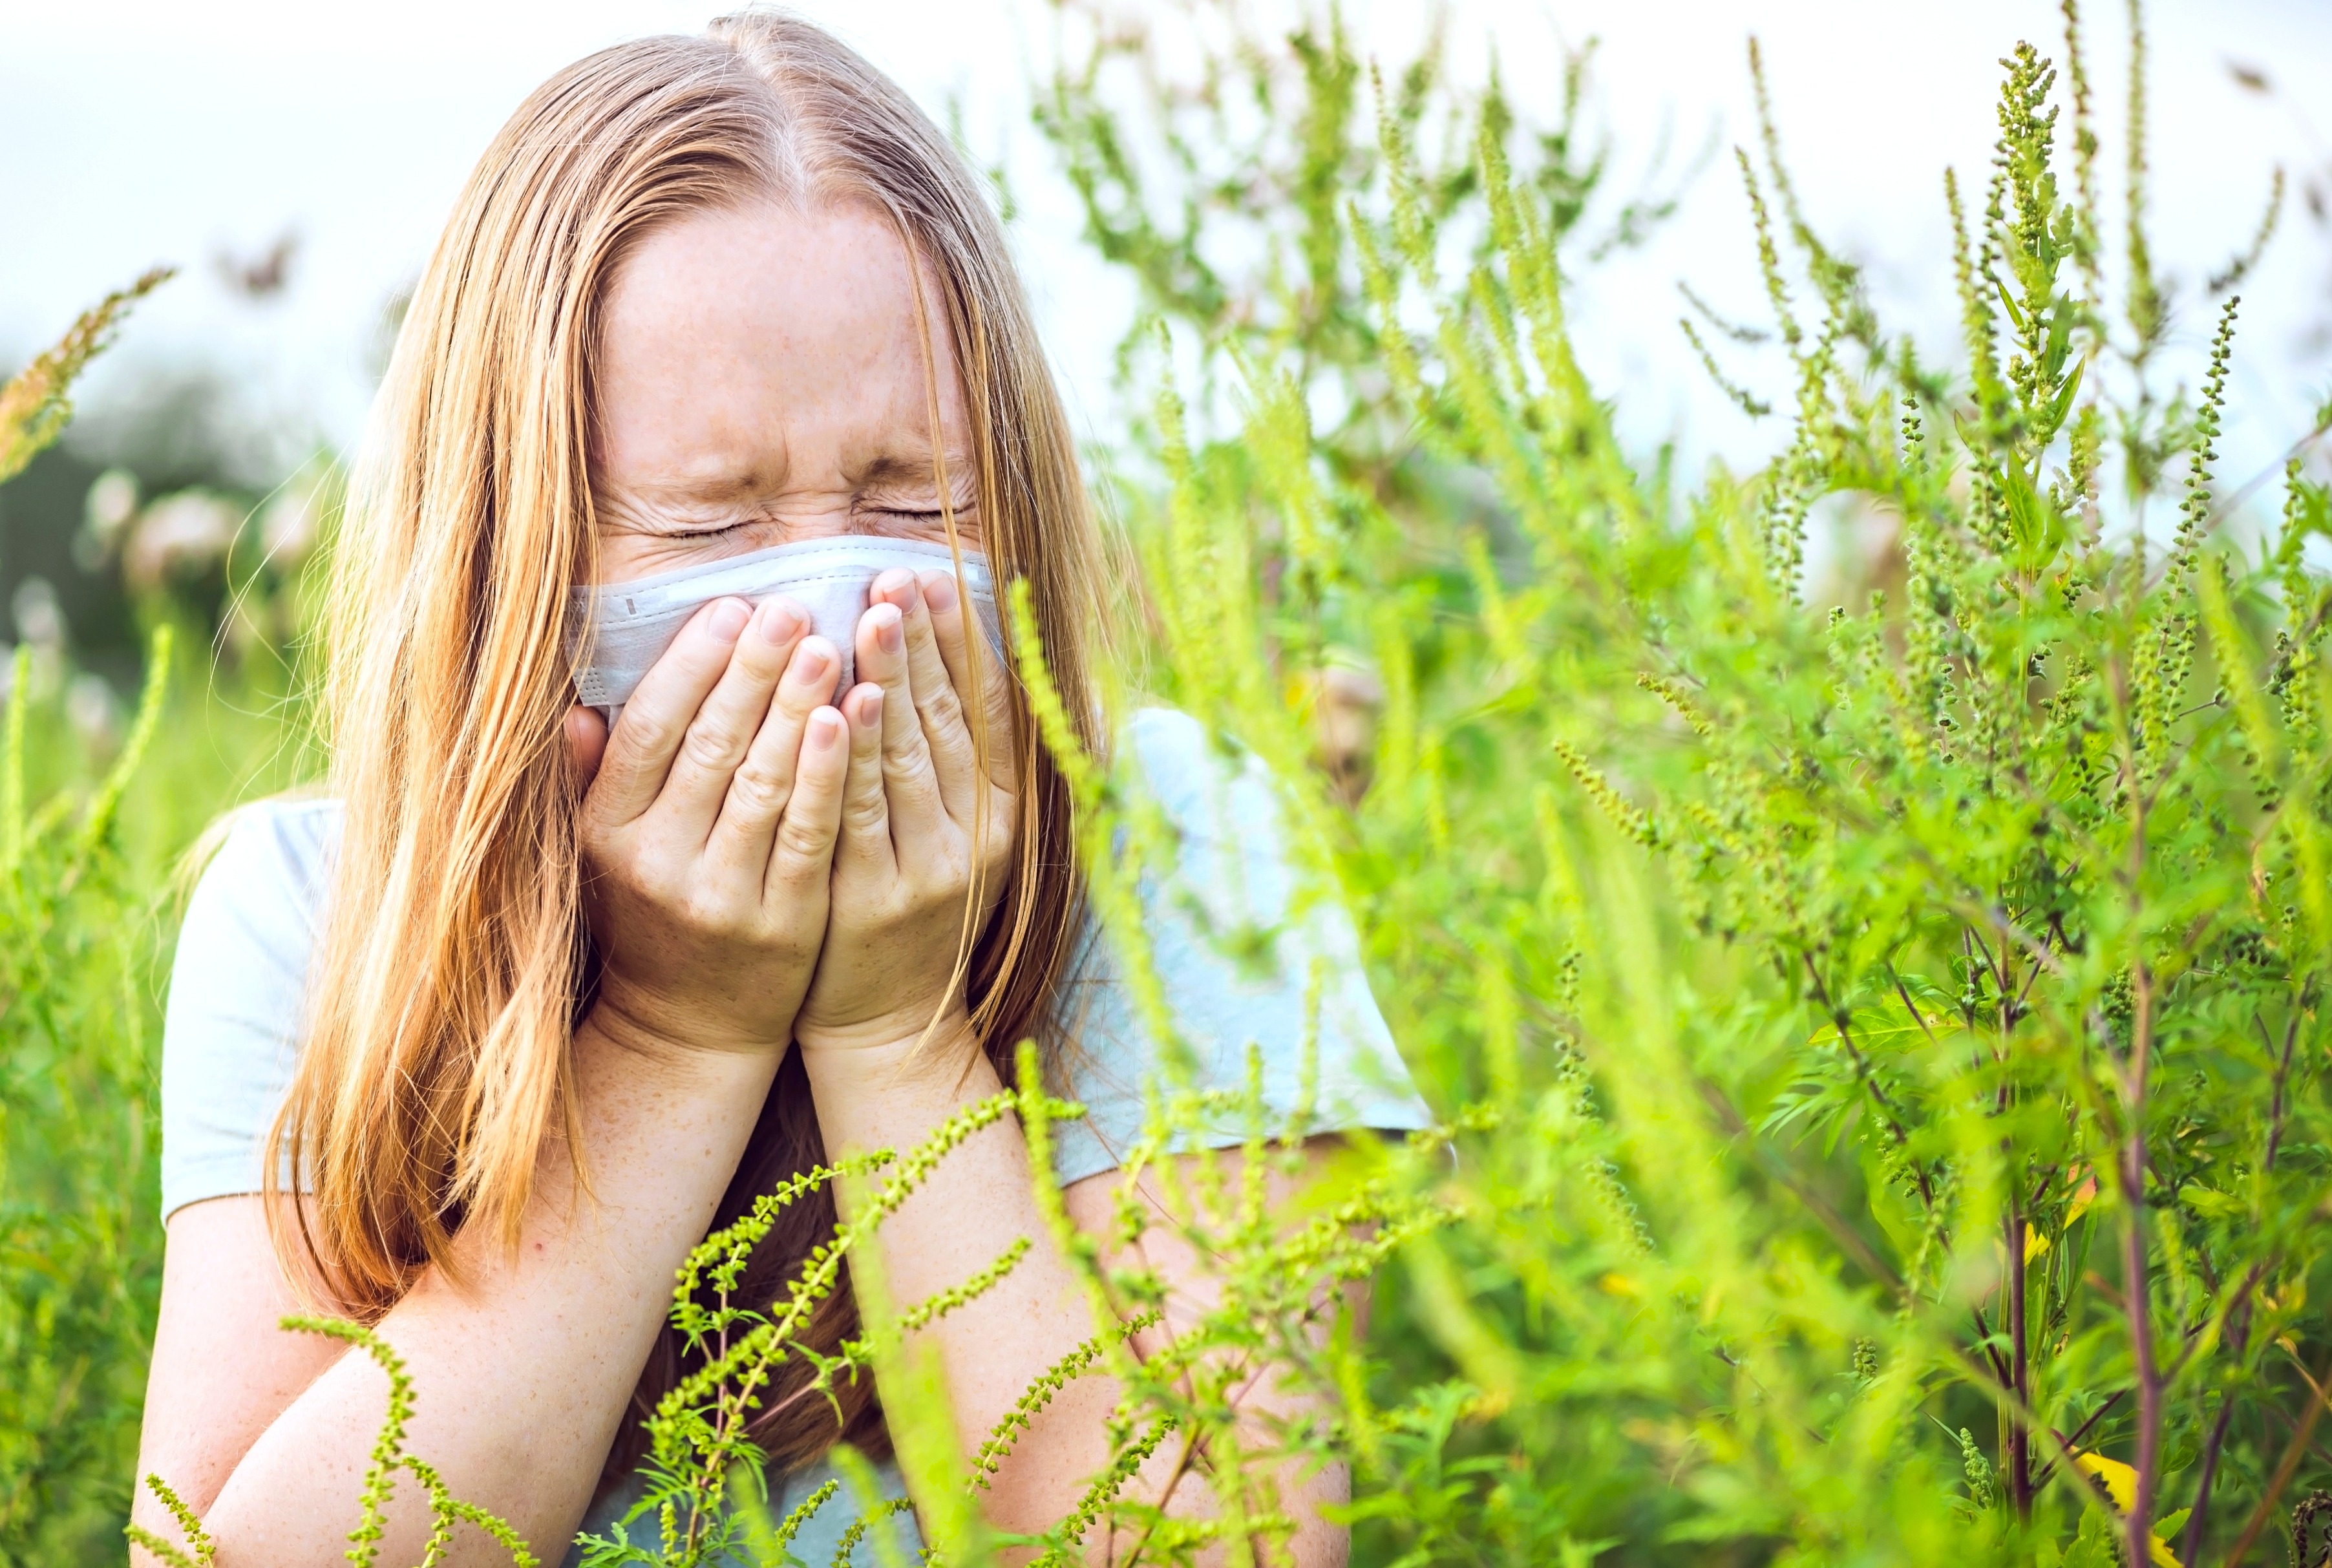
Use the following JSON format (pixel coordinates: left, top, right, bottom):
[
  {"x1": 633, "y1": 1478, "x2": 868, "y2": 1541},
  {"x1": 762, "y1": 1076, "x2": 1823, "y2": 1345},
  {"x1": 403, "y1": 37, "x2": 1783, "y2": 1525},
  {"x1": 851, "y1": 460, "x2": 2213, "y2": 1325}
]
[
  {"x1": 2121, "y1": 957, "x2": 2160, "y2": 1568},
  {"x1": 2223, "y1": 1348, "x2": 2332, "y2": 1567},
  {"x1": 2181, "y1": 1355, "x2": 2240, "y2": 1565},
  {"x1": 2033, "y1": 1388, "x2": 2131, "y2": 1490},
  {"x1": 2192, "y1": 995, "x2": 2306, "y2": 1562},
  {"x1": 1804, "y1": 954, "x2": 1934, "y2": 1208},
  {"x1": 2006, "y1": 1171, "x2": 2033, "y2": 1519}
]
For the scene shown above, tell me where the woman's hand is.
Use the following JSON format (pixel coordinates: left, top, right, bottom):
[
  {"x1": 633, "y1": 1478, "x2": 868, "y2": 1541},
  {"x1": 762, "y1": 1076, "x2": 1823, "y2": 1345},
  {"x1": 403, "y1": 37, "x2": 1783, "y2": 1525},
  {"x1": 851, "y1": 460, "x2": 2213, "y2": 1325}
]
[
  {"x1": 577, "y1": 594, "x2": 851, "y2": 1057},
  {"x1": 792, "y1": 567, "x2": 1018, "y2": 1055}
]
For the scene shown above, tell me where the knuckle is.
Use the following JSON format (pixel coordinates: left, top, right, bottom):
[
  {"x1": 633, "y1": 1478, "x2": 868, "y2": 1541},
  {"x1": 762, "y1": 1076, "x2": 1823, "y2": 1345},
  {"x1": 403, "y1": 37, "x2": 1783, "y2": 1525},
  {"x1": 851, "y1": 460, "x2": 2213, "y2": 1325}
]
[
  {"x1": 927, "y1": 721, "x2": 973, "y2": 763},
  {"x1": 777, "y1": 818, "x2": 834, "y2": 861},
  {"x1": 616, "y1": 710, "x2": 680, "y2": 759},
  {"x1": 726, "y1": 763, "x2": 791, "y2": 819},
  {"x1": 924, "y1": 706, "x2": 969, "y2": 748},
  {"x1": 770, "y1": 924, "x2": 822, "y2": 963},
  {"x1": 890, "y1": 748, "x2": 939, "y2": 789},
  {"x1": 680, "y1": 724, "x2": 739, "y2": 774}
]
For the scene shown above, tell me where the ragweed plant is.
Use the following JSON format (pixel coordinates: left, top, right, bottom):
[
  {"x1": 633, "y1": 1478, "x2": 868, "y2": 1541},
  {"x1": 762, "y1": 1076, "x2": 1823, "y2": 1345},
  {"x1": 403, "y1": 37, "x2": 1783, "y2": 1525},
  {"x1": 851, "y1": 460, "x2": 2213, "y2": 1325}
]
[
  {"x1": 573, "y1": 1090, "x2": 1046, "y2": 1567},
  {"x1": 1034, "y1": 0, "x2": 1698, "y2": 485},
  {"x1": 1086, "y1": 1, "x2": 2332, "y2": 1563}
]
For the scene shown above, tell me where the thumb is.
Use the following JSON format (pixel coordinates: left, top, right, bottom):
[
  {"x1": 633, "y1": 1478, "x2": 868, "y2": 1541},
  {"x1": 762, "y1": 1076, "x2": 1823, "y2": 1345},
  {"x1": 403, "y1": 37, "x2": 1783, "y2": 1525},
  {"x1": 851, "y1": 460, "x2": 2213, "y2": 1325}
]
[{"x1": 565, "y1": 703, "x2": 609, "y2": 794}]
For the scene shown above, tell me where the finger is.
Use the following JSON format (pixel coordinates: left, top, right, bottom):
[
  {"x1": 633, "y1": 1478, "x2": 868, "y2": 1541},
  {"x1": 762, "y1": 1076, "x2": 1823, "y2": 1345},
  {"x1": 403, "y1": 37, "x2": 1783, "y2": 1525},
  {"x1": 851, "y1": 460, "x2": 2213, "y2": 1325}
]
[
  {"x1": 769, "y1": 706, "x2": 849, "y2": 895},
  {"x1": 835, "y1": 682, "x2": 895, "y2": 870},
  {"x1": 653, "y1": 596, "x2": 810, "y2": 835},
  {"x1": 588, "y1": 597, "x2": 754, "y2": 826},
  {"x1": 924, "y1": 567, "x2": 1015, "y2": 789},
  {"x1": 856, "y1": 588, "x2": 948, "y2": 840},
  {"x1": 566, "y1": 705, "x2": 608, "y2": 796},
  {"x1": 704, "y1": 632, "x2": 837, "y2": 887},
  {"x1": 891, "y1": 569, "x2": 977, "y2": 820}
]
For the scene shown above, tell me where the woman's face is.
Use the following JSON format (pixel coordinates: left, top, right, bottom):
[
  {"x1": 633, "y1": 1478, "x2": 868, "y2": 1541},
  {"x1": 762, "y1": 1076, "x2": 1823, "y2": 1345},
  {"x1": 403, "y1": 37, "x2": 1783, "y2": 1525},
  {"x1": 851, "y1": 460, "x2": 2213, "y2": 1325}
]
[{"x1": 590, "y1": 200, "x2": 979, "y2": 586}]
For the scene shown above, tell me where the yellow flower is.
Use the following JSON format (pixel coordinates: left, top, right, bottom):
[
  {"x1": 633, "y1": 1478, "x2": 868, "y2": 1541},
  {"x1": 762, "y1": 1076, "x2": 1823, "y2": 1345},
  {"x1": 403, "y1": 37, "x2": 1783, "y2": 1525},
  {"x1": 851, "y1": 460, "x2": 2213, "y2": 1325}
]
[{"x1": 2072, "y1": 1453, "x2": 2183, "y2": 1567}]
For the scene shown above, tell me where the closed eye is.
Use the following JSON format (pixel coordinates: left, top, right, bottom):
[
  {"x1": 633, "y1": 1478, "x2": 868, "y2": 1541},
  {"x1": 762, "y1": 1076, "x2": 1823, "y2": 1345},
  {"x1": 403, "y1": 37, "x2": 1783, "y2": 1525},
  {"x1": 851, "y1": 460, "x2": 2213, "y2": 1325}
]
[{"x1": 857, "y1": 500, "x2": 979, "y2": 535}]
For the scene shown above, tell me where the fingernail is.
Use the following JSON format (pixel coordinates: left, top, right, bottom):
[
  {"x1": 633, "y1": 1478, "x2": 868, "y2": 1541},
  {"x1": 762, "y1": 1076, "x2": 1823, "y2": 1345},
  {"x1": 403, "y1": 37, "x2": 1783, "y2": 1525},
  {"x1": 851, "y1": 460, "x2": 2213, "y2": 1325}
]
[
  {"x1": 922, "y1": 572, "x2": 957, "y2": 613},
  {"x1": 854, "y1": 683, "x2": 884, "y2": 724},
  {"x1": 709, "y1": 599, "x2": 750, "y2": 641},
  {"x1": 811, "y1": 708, "x2": 843, "y2": 749},
  {"x1": 874, "y1": 604, "x2": 904, "y2": 653},
  {"x1": 874, "y1": 567, "x2": 917, "y2": 602},
  {"x1": 795, "y1": 641, "x2": 831, "y2": 679},
  {"x1": 759, "y1": 598, "x2": 803, "y2": 643}
]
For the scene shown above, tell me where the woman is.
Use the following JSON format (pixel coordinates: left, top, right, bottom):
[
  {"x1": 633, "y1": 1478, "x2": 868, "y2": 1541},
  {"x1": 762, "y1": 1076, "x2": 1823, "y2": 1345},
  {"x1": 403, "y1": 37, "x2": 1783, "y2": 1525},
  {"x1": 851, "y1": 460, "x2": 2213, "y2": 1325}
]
[{"x1": 133, "y1": 12, "x2": 1426, "y2": 1564}]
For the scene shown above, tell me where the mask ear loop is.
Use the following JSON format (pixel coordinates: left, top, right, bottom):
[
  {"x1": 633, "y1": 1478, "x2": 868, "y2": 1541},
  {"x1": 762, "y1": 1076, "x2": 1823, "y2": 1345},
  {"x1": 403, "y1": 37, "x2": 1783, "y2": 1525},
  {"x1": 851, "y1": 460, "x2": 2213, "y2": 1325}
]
[{"x1": 898, "y1": 218, "x2": 991, "y2": 1065}]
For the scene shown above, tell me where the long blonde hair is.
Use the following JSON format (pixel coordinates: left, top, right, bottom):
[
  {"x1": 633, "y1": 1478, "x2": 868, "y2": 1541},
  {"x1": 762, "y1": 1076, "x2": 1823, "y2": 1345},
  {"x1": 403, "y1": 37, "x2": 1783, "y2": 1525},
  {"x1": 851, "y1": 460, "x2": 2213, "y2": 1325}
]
[{"x1": 271, "y1": 11, "x2": 1102, "y2": 1473}]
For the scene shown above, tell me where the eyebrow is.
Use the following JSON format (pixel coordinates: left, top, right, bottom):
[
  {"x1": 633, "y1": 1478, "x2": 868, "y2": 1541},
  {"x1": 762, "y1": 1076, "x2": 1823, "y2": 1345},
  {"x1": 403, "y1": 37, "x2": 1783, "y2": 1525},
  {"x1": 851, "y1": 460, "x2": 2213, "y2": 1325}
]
[
  {"x1": 853, "y1": 448, "x2": 979, "y2": 490},
  {"x1": 856, "y1": 450, "x2": 973, "y2": 489},
  {"x1": 662, "y1": 471, "x2": 774, "y2": 503}
]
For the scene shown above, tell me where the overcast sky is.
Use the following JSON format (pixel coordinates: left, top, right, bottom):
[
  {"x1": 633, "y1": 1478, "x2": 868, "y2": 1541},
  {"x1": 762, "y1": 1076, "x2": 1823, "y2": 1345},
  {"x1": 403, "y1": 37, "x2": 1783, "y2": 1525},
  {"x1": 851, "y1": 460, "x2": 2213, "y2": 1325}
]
[{"x1": 3, "y1": 0, "x2": 2327, "y2": 507}]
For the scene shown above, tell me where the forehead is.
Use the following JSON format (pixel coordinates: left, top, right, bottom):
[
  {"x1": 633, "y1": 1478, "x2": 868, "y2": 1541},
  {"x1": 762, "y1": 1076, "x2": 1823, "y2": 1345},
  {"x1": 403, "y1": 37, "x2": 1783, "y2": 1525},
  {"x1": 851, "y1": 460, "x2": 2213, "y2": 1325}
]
[{"x1": 592, "y1": 200, "x2": 965, "y2": 485}]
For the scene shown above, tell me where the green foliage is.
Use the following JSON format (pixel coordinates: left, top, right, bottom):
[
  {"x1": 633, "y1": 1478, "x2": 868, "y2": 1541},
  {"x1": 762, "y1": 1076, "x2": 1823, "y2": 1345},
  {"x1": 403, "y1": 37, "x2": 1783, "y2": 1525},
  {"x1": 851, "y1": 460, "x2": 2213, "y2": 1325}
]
[
  {"x1": 0, "y1": 275, "x2": 319, "y2": 1563},
  {"x1": 0, "y1": 628, "x2": 169, "y2": 1562},
  {"x1": 1034, "y1": 0, "x2": 1694, "y2": 482},
  {"x1": 0, "y1": 615, "x2": 313, "y2": 1565},
  {"x1": 1086, "y1": 3, "x2": 2332, "y2": 1562}
]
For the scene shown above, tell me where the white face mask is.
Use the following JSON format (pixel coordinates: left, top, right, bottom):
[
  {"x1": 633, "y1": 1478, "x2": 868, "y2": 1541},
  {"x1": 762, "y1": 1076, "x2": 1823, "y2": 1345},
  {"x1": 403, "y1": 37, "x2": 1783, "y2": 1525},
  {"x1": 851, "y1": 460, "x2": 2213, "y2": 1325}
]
[{"x1": 568, "y1": 536, "x2": 999, "y2": 723}]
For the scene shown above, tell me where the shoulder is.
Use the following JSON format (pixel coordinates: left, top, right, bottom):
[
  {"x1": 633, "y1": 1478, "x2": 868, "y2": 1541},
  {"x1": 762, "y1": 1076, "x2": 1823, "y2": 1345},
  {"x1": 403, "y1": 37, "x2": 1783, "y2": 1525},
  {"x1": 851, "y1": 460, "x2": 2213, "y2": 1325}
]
[
  {"x1": 173, "y1": 793, "x2": 343, "y2": 999},
  {"x1": 160, "y1": 795, "x2": 343, "y2": 1220},
  {"x1": 1118, "y1": 706, "x2": 1271, "y2": 835},
  {"x1": 1119, "y1": 705, "x2": 1239, "y2": 804},
  {"x1": 1113, "y1": 705, "x2": 1300, "y2": 922},
  {"x1": 186, "y1": 794, "x2": 343, "y2": 915},
  {"x1": 1049, "y1": 709, "x2": 1430, "y2": 1187}
]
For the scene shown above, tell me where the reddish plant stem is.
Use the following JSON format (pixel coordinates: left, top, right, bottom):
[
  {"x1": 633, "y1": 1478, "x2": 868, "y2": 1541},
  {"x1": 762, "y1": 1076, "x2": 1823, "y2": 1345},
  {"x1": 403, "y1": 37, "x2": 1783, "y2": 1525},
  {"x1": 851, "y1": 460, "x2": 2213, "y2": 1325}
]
[
  {"x1": 2205, "y1": 993, "x2": 2309, "y2": 1564},
  {"x1": 1999, "y1": 922, "x2": 2033, "y2": 1521},
  {"x1": 2120, "y1": 957, "x2": 2161, "y2": 1568},
  {"x1": 1803, "y1": 955, "x2": 1936, "y2": 1209},
  {"x1": 2034, "y1": 1388, "x2": 2130, "y2": 1490},
  {"x1": 2179, "y1": 1315, "x2": 2243, "y2": 1566},
  {"x1": 2006, "y1": 1172, "x2": 2033, "y2": 1519},
  {"x1": 2223, "y1": 1347, "x2": 2332, "y2": 1567}
]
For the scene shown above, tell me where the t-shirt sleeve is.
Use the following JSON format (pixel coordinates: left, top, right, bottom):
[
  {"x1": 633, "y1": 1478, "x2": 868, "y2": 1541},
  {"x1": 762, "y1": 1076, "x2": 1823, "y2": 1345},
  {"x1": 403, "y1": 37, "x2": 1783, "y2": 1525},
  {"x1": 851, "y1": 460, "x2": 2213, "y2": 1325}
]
[
  {"x1": 159, "y1": 798, "x2": 339, "y2": 1222},
  {"x1": 1046, "y1": 708, "x2": 1432, "y2": 1187}
]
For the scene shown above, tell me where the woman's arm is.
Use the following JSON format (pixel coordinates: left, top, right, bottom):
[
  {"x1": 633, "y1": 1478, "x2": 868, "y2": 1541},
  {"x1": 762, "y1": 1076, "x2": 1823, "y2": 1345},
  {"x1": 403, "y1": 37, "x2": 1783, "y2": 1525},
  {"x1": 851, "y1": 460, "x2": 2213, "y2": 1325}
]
[
  {"x1": 134, "y1": 1031, "x2": 786, "y2": 1564},
  {"x1": 796, "y1": 570, "x2": 1352, "y2": 1563},
  {"x1": 132, "y1": 596, "x2": 849, "y2": 1566},
  {"x1": 801, "y1": 1040, "x2": 1356, "y2": 1565}
]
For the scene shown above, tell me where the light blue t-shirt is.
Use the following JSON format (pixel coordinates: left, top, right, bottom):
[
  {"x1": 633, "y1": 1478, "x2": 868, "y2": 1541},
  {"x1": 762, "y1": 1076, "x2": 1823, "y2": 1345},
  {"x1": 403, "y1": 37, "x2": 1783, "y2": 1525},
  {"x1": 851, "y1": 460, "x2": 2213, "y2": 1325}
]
[{"x1": 160, "y1": 706, "x2": 1430, "y2": 1564}]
